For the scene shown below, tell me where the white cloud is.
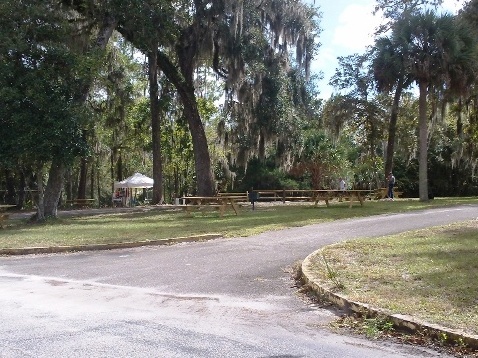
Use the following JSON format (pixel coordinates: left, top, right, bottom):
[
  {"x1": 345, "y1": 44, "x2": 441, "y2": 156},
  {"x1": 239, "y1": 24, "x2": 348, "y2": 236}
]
[
  {"x1": 441, "y1": 0, "x2": 465, "y2": 13},
  {"x1": 313, "y1": 0, "x2": 467, "y2": 99},
  {"x1": 311, "y1": 46, "x2": 337, "y2": 98},
  {"x1": 332, "y1": 4, "x2": 383, "y2": 51}
]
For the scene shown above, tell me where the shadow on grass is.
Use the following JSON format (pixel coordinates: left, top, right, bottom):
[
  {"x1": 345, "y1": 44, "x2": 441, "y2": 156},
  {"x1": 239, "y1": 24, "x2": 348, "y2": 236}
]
[
  {"x1": 1, "y1": 198, "x2": 477, "y2": 249},
  {"x1": 404, "y1": 232, "x2": 478, "y2": 310}
]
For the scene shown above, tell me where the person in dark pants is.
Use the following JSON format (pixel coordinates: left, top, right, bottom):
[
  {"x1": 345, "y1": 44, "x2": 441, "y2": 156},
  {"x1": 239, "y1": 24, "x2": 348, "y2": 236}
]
[{"x1": 387, "y1": 172, "x2": 396, "y2": 200}]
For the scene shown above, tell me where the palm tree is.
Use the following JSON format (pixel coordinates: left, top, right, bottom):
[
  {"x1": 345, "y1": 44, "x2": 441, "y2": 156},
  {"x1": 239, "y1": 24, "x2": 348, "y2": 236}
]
[
  {"x1": 372, "y1": 37, "x2": 413, "y2": 179},
  {"x1": 385, "y1": 10, "x2": 472, "y2": 201}
]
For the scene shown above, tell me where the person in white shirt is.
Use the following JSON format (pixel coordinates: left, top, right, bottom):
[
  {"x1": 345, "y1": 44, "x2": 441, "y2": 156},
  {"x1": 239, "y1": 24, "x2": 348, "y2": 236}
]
[
  {"x1": 338, "y1": 178, "x2": 346, "y2": 191},
  {"x1": 387, "y1": 172, "x2": 396, "y2": 200}
]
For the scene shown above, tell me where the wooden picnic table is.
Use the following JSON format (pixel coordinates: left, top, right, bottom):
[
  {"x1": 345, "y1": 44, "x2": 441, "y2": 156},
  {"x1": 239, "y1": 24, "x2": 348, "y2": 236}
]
[
  {"x1": 180, "y1": 196, "x2": 241, "y2": 216},
  {"x1": 312, "y1": 189, "x2": 370, "y2": 208},
  {"x1": 244, "y1": 189, "x2": 370, "y2": 207}
]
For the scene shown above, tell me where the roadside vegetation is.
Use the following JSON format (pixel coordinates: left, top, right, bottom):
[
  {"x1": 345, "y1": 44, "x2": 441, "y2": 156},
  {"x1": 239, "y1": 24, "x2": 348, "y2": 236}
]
[
  {"x1": 304, "y1": 217, "x2": 478, "y2": 356},
  {"x1": 307, "y1": 220, "x2": 478, "y2": 335}
]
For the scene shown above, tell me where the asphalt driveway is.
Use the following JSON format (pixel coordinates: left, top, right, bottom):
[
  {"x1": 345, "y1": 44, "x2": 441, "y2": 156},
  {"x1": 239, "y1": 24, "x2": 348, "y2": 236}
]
[{"x1": 1, "y1": 205, "x2": 476, "y2": 357}]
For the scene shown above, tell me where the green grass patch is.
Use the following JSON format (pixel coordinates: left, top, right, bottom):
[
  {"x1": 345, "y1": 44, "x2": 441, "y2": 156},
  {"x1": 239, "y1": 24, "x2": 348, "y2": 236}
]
[
  {"x1": 307, "y1": 220, "x2": 478, "y2": 336},
  {"x1": 0, "y1": 196, "x2": 475, "y2": 249}
]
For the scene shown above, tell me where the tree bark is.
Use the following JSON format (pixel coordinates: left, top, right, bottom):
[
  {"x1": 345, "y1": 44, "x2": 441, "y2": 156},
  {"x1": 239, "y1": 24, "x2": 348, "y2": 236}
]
[
  {"x1": 44, "y1": 159, "x2": 65, "y2": 217},
  {"x1": 156, "y1": 50, "x2": 215, "y2": 196},
  {"x1": 384, "y1": 84, "x2": 403, "y2": 178},
  {"x1": 35, "y1": 165, "x2": 45, "y2": 221},
  {"x1": 77, "y1": 130, "x2": 89, "y2": 199},
  {"x1": 180, "y1": 85, "x2": 215, "y2": 196},
  {"x1": 418, "y1": 81, "x2": 429, "y2": 201},
  {"x1": 90, "y1": 160, "x2": 95, "y2": 199},
  {"x1": 78, "y1": 157, "x2": 88, "y2": 199},
  {"x1": 456, "y1": 97, "x2": 463, "y2": 139},
  {"x1": 148, "y1": 50, "x2": 164, "y2": 204},
  {"x1": 18, "y1": 171, "x2": 26, "y2": 210},
  {"x1": 4, "y1": 169, "x2": 16, "y2": 205}
]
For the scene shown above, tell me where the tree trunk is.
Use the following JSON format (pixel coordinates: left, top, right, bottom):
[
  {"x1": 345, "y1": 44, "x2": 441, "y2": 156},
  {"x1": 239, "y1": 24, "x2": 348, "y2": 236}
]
[
  {"x1": 77, "y1": 130, "x2": 89, "y2": 199},
  {"x1": 457, "y1": 97, "x2": 463, "y2": 139},
  {"x1": 156, "y1": 51, "x2": 215, "y2": 196},
  {"x1": 180, "y1": 84, "x2": 215, "y2": 196},
  {"x1": 110, "y1": 148, "x2": 116, "y2": 183},
  {"x1": 385, "y1": 84, "x2": 403, "y2": 178},
  {"x1": 78, "y1": 156, "x2": 88, "y2": 199},
  {"x1": 418, "y1": 81, "x2": 429, "y2": 201},
  {"x1": 65, "y1": 167, "x2": 73, "y2": 202},
  {"x1": 90, "y1": 161, "x2": 95, "y2": 199},
  {"x1": 44, "y1": 159, "x2": 65, "y2": 217},
  {"x1": 18, "y1": 171, "x2": 26, "y2": 210},
  {"x1": 148, "y1": 50, "x2": 164, "y2": 205},
  {"x1": 96, "y1": 156, "x2": 101, "y2": 205},
  {"x1": 35, "y1": 165, "x2": 46, "y2": 221},
  {"x1": 178, "y1": 47, "x2": 215, "y2": 196},
  {"x1": 116, "y1": 151, "x2": 123, "y2": 182},
  {"x1": 34, "y1": 14, "x2": 118, "y2": 219},
  {"x1": 4, "y1": 169, "x2": 16, "y2": 205}
]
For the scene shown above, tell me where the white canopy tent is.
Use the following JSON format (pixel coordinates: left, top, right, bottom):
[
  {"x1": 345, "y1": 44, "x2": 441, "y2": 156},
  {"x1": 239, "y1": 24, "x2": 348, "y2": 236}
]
[
  {"x1": 113, "y1": 173, "x2": 154, "y2": 206},
  {"x1": 114, "y1": 172, "x2": 154, "y2": 189}
]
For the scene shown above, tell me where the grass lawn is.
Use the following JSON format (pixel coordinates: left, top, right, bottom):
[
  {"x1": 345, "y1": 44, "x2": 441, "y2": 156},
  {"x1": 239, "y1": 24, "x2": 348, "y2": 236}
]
[
  {"x1": 0, "y1": 197, "x2": 476, "y2": 249},
  {"x1": 306, "y1": 220, "x2": 478, "y2": 337}
]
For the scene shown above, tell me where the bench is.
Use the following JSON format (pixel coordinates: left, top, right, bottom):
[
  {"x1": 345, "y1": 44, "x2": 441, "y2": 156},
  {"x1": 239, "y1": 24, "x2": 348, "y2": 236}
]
[
  {"x1": 65, "y1": 198, "x2": 96, "y2": 208},
  {"x1": 255, "y1": 190, "x2": 280, "y2": 201},
  {"x1": 0, "y1": 214, "x2": 9, "y2": 228}
]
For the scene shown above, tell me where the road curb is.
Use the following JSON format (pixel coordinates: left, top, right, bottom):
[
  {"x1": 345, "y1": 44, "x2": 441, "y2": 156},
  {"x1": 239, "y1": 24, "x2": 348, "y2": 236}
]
[
  {"x1": 0, "y1": 233, "x2": 223, "y2": 256},
  {"x1": 301, "y1": 248, "x2": 478, "y2": 350}
]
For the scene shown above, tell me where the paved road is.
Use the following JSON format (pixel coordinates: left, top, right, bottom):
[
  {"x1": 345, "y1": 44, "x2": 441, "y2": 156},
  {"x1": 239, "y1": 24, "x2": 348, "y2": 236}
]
[{"x1": 1, "y1": 205, "x2": 477, "y2": 357}]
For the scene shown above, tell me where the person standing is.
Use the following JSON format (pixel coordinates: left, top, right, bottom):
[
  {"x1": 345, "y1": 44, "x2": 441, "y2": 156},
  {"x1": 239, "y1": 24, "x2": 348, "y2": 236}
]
[
  {"x1": 338, "y1": 178, "x2": 346, "y2": 191},
  {"x1": 338, "y1": 178, "x2": 346, "y2": 202},
  {"x1": 387, "y1": 172, "x2": 396, "y2": 200}
]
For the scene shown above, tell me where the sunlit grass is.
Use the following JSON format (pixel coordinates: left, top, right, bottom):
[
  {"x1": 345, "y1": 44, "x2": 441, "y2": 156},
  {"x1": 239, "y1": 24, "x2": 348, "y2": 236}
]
[
  {"x1": 307, "y1": 220, "x2": 478, "y2": 336},
  {"x1": 0, "y1": 196, "x2": 475, "y2": 249}
]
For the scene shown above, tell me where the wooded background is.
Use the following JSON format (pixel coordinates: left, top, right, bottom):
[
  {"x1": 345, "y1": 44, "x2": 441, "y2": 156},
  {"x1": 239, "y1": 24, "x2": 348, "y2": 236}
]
[{"x1": 1, "y1": 0, "x2": 478, "y2": 218}]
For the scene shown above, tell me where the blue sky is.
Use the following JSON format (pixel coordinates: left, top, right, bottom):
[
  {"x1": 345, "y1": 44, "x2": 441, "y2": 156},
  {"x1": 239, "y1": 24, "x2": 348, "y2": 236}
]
[{"x1": 307, "y1": 0, "x2": 466, "y2": 99}]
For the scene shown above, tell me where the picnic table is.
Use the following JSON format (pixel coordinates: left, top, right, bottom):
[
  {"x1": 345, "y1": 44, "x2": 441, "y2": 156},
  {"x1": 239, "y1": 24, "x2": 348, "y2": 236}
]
[
  {"x1": 241, "y1": 189, "x2": 369, "y2": 207},
  {"x1": 313, "y1": 189, "x2": 370, "y2": 207},
  {"x1": 179, "y1": 196, "x2": 242, "y2": 217},
  {"x1": 0, "y1": 204, "x2": 16, "y2": 228}
]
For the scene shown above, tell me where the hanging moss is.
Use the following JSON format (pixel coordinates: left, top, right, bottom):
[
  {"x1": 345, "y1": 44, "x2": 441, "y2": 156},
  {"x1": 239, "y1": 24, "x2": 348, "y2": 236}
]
[{"x1": 213, "y1": 0, "x2": 320, "y2": 175}]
